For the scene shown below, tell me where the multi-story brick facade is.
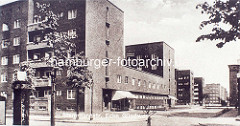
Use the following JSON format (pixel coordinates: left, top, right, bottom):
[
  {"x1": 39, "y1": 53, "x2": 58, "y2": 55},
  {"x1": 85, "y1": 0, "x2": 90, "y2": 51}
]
[
  {"x1": 228, "y1": 65, "x2": 239, "y2": 106},
  {"x1": 193, "y1": 77, "x2": 204, "y2": 105},
  {"x1": 125, "y1": 42, "x2": 177, "y2": 106},
  {"x1": 0, "y1": 1, "x2": 29, "y2": 108},
  {"x1": 175, "y1": 69, "x2": 194, "y2": 104},
  {"x1": 0, "y1": 0, "x2": 176, "y2": 113},
  {"x1": 203, "y1": 83, "x2": 227, "y2": 104}
]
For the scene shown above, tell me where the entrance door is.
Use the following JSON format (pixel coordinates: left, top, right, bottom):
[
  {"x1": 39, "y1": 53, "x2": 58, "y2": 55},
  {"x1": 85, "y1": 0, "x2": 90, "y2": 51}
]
[{"x1": 102, "y1": 89, "x2": 112, "y2": 111}]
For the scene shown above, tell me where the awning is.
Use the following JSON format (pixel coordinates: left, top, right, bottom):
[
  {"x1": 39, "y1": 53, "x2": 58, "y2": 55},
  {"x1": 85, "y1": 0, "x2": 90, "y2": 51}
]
[
  {"x1": 168, "y1": 95, "x2": 178, "y2": 100},
  {"x1": 112, "y1": 91, "x2": 136, "y2": 100}
]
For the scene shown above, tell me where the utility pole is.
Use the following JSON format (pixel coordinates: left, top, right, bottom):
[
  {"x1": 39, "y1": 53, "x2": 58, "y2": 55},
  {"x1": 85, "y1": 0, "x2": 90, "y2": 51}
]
[
  {"x1": 90, "y1": 82, "x2": 94, "y2": 120},
  {"x1": 51, "y1": 69, "x2": 56, "y2": 126}
]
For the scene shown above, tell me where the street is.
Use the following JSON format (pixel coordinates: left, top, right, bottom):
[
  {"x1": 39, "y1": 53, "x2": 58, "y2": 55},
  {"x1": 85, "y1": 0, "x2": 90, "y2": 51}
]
[{"x1": 4, "y1": 106, "x2": 240, "y2": 126}]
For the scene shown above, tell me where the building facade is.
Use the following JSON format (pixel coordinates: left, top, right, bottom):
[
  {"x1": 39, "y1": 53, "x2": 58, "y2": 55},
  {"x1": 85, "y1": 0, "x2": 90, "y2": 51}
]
[
  {"x1": 194, "y1": 77, "x2": 204, "y2": 105},
  {"x1": 175, "y1": 69, "x2": 194, "y2": 104},
  {"x1": 228, "y1": 65, "x2": 239, "y2": 106},
  {"x1": 125, "y1": 42, "x2": 176, "y2": 98},
  {"x1": 0, "y1": 0, "x2": 176, "y2": 113},
  {"x1": 203, "y1": 83, "x2": 227, "y2": 105}
]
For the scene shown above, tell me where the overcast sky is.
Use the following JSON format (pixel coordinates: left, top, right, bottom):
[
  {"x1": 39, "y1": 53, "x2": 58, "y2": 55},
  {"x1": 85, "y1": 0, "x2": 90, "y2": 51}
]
[{"x1": 1, "y1": 0, "x2": 240, "y2": 92}]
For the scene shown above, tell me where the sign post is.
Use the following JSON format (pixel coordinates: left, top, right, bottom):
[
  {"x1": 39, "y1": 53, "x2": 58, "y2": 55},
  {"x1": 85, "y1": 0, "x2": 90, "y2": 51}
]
[{"x1": 12, "y1": 71, "x2": 32, "y2": 125}]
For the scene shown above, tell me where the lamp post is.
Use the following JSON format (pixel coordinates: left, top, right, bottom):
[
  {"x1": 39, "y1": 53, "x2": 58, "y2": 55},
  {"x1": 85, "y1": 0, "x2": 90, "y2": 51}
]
[
  {"x1": 90, "y1": 80, "x2": 94, "y2": 121},
  {"x1": 50, "y1": 68, "x2": 57, "y2": 126},
  {"x1": 237, "y1": 73, "x2": 240, "y2": 115}
]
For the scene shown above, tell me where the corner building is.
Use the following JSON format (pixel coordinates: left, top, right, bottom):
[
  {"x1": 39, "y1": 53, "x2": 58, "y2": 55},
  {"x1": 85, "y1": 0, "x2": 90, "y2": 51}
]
[{"x1": 0, "y1": 0, "x2": 176, "y2": 113}]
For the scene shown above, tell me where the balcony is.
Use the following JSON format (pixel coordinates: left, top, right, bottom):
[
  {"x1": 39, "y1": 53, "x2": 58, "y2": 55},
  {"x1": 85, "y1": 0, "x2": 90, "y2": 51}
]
[
  {"x1": 27, "y1": 42, "x2": 52, "y2": 50},
  {"x1": 32, "y1": 77, "x2": 51, "y2": 87},
  {"x1": 28, "y1": 60, "x2": 52, "y2": 68},
  {"x1": 28, "y1": 22, "x2": 44, "y2": 32}
]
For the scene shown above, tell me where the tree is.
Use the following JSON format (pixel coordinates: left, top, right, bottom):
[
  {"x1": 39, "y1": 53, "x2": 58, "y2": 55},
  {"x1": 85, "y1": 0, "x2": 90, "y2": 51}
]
[
  {"x1": 24, "y1": 2, "x2": 94, "y2": 123},
  {"x1": 196, "y1": 0, "x2": 240, "y2": 48},
  {"x1": 202, "y1": 93, "x2": 210, "y2": 107},
  {"x1": 66, "y1": 53, "x2": 93, "y2": 120}
]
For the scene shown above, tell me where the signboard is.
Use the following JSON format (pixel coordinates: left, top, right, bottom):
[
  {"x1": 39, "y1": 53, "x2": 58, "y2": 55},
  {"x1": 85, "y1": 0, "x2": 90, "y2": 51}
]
[{"x1": 0, "y1": 101, "x2": 6, "y2": 125}]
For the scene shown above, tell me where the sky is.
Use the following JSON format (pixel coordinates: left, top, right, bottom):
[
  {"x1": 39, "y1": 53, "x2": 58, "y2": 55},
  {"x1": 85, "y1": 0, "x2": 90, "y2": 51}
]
[{"x1": 1, "y1": 0, "x2": 240, "y2": 92}]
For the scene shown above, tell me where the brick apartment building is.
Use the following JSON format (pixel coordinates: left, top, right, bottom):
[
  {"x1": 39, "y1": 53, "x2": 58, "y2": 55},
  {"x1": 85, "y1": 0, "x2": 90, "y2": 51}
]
[
  {"x1": 203, "y1": 83, "x2": 227, "y2": 104},
  {"x1": 125, "y1": 42, "x2": 177, "y2": 98},
  {"x1": 194, "y1": 77, "x2": 204, "y2": 105},
  {"x1": 175, "y1": 69, "x2": 194, "y2": 104},
  {"x1": 0, "y1": 0, "x2": 176, "y2": 113},
  {"x1": 228, "y1": 65, "x2": 239, "y2": 106}
]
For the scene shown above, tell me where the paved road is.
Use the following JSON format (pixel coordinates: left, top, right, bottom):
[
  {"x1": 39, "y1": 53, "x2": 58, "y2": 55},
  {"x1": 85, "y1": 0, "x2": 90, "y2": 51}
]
[
  {"x1": 4, "y1": 107, "x2": 240, "y2": 126},
  {"x1": 5, "y1": 114, "x2": 240, "y2": 126}
]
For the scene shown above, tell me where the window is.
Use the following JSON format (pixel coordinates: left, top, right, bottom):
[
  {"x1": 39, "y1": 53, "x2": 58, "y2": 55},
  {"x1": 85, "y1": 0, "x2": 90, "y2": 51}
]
[
  {"x1": 178, "y1": 83, "x2": 183, "y2": 85},
  {"x1": 151, "y1": 54, "x2": 158, "y2": 70},
  {"x1": 44, "y1": 90, "x2": 50, "y2": 97},
  {"x1": 2, "y1": 24, "x2": 9, "y2": 31},
  {"x1": 66, "y1": 106, "x2": 74, "y2": 111},
  {"x1": 33, "y1": 15, "x2": 41, "y2": 23},
  {"x1": 117, "y1": 75, "x2": 122, "y2": 83},
  {"x1": 56, "y1": 106, "x2": 61, "y2": 111},
  {"x1": 124, "y1": 76, "x2": 128, "y2": 84},
  {"x1": 143, "y1": 80, "x2": 146, "y2": 87},
  {"x1": 39, "y1": 106, "x2": 46, "y2": 111},
  {"x1": 14, "y1": 19, "x2": 20, "y2": 29},
  {"x1": 67, "y1": 90, "x2": 75, "y2": 99},
  {"x1": 178, "y1": 88, "x2": 184, "y2": 91},
  {"x1": 1, "y1": 73, "x2": 7, "y2": 82},
  {"x1": 138, "y1": 79, "x2": 141, "y2": 86},
  {"x1": 56, "y1": 91, "x2": 62, "y2": 96},
  {"x1": 68, "y1": 9, "x2": 77, "y2": 19},
  {"x1": 0, "y1": 92, "x2": 7, "y2": 98},
  {"x1": 33, "y1": 53, "x2": 40, "y2": 60},
  {"x1": 57, "y1": 12, "x2": 64, "y2": 18},
  {"x1": 13, "y1": 37, "x2": 20, "y2": 46},
  {"x1": 1, "y1": 56, "x2": 8, "y2": 65},
  {"x1": 68, "y1": 29, "x2": 77, "y2": 38},
  {"x1": 149, "y1": 82, "x2": 151, "y2": 88},
  {"x1": 152, "y1": 83, "x2": 156, "y2": 89},
  {"x1": 13, "y1": 54, "x2": 20, "y2": 64},
  {"x1": 45, "y1": 52, "x2": 52, "y2": 59},
  {"x1": 132, "y1": 78, "x2": 135, "y2": 85},
  {"x1": 2, "y1": 40, "x2": 8, "y2": 48}
]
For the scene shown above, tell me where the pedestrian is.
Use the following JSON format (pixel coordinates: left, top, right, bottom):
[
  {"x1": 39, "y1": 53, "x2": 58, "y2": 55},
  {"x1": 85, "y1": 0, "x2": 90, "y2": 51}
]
[{"x1": 146, "y1": 115, "x2": 151, "y2": 126}]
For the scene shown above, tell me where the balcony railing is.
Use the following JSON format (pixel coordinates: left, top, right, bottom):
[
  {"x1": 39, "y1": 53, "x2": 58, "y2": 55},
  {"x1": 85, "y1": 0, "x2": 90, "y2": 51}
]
[
  {"x1": 27, "y1": 41, "x2": 52, "y2": 50},
  {"x1": 32, "y1": 77, "x2": 51, "y2": 87},
  {"x1": 28, "y1": 60, "x2": 52, "y2": 68},
  {"x1": 28, "y1": 22, "x2": 44, "y2": 32}
]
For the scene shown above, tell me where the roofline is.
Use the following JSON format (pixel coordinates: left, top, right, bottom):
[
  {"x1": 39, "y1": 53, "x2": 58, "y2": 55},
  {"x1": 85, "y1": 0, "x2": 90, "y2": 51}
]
[
  {"x1": 0, "y1": 0, "x2": 22, "y2": 7},
  {"x1": 106, "y1": 0, "x2": 124, "y2": 13},
  {"x1": 126, "y1": 41, "x2": 174, "y2": 50}
]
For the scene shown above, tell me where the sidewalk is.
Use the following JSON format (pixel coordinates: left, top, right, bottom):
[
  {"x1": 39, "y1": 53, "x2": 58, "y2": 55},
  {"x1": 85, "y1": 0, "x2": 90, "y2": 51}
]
[{"x1": 5, "y1": 105, "x2": 229, "y2": 124}]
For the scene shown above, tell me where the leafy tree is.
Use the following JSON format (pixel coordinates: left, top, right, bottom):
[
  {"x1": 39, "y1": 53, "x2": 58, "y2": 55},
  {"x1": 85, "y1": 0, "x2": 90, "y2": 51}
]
[
  {"x1": 25, "y1": 2, "x2": 93, "y2": 120},
  {"x1": 196, "y1": 0, "x2": 240, "y2": 48}
]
